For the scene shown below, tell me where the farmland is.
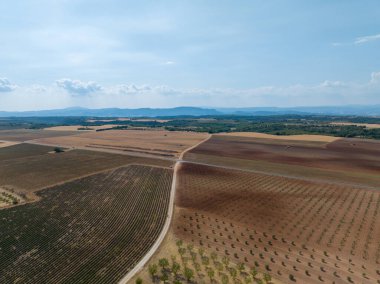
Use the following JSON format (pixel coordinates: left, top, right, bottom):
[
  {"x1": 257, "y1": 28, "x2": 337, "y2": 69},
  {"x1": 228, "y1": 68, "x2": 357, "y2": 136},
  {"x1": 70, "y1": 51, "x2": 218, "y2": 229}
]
[
  {"x1": 185, "y1": 135, "x2": 380, "y2": 188},
  {"x1": 0, "y1": 165, "x2": 172, "y2": 284},
  {"x1": 0, "y1": 143, "x2": 55, "y2": 162},
  {"x1": 33, "y1": 129, "x2": 208, "y2": 158},
  {"x1": 0, "y1": 146, "x2": 172, "y2": 194},
  {"x1": 174, "y1": 162, "x2": 380, "y2": 284},
  {"x1": 0, "y1": 129, "x2": 78, "y2": 142}
]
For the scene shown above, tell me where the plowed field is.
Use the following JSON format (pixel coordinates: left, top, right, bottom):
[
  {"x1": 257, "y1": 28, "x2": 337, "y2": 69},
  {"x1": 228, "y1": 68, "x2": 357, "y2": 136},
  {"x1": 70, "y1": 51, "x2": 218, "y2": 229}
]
[{"x1": 175, "y1": 163, "x2": 380, "y2": 284}]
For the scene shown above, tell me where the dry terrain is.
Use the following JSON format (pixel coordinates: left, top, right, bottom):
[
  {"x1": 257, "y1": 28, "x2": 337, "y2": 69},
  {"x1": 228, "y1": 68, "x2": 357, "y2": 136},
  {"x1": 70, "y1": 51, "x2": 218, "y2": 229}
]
[
  {"x1": 331, "y1": 122, "x2": 380, "y2": 129},
  {"x1": 0, "y1": 140, "x2": 19, "y2": 148},
  {"x1": 0, "y1": 186, "x2": 25, "y2": 208},
  {"x1": 174, "y1": 163, "x2": 380, "y2": 284},
  {"x1": 0, "y1": 146, "x2": 172, "y2": 196},
  {"x1": 0, "y1": 143, "x2": 54, "y2": 162},
  {"x1": 132, "y1": 231, "x2": 280, "y2": 284},
  {"x1": 219, "y1": 132, "x2": 339, "y2": 142},
  {"x1": 44, "y1": 124, "x2": 123, "y2": 131},
  {"x1": 33, "y1": 129, "x2": 208, "y2": 158},
  {"x1": 0, "y1": 129, "x2": 78, "y2": 142},
  {"x1": 0, "y1": 165, "x2": 172, "y2": 284},
  {"x1": 185, "y1": 135, "x2": 380, "y2": 188}
]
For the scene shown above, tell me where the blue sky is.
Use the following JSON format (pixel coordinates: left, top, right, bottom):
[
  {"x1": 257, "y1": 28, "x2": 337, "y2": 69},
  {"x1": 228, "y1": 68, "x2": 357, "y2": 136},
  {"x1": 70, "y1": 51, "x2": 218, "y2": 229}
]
[{"x1": 0, "y1": 0, "x2": 379, "y2": 110}]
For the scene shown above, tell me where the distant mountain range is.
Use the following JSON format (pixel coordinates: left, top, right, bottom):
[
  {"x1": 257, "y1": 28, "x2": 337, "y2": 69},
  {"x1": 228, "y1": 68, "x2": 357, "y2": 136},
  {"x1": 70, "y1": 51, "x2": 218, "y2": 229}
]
[{"x1": 0, "y1": 105, "x2": 379, "y2": 117}]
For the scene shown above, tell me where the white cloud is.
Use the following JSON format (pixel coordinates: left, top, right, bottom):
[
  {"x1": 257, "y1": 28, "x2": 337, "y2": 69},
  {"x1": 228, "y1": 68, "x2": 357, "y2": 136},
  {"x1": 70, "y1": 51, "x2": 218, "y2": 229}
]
[
  {"x1": 0, "y1": 78, "x2": 16, "y2": 92},
  {"x1": 1, "y1": 72, "x2": 380, "y2": 111},
  {"x1": 370, "y1": 72, "x2": 380, "y2": 84},
  {"x1": 56, "y1": 78, "x2": 102, "y2": 95},
  {"x1": 354, "y1": 33, "x2": 380, "y2": 44},
  {"x1": 320, "y1": 80, "x2": 346, "y2": 88}
]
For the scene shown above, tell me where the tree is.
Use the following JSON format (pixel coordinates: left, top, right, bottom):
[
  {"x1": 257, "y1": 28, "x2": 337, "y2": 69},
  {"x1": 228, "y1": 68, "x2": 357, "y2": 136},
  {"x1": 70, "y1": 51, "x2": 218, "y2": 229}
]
[
  {"x1": 184, "y1": 267, "x2": 194, "y2": 282},
  {"x1": 148, "y1": 264, "x2": 158, "y2": 279},
  {"x1": 176, "y1": 240, "x2": 183, "y2": 247},
  {"x1": 159, "y1": 258, "x2": 169, "y2": 270},
  {"x1": 54, "y1": 147, "x2": 64, "y2": 153},
  {"x1": 160, "y1": 272, "x2": 169, "y2": 282},
  {"x1": 263, "y1": 273, "x2": 272, "y2": 283},
  {"x1": 244, "y1": 276, "x2": 253, "y2": 284},
  {"x1": 229, "y1": 267, "x2": 237, "y2": 279},
  {"x1": 222, "y1": 256, "x2": 230, "y2": 268},
  {"x1": 250, "y1": 267, "x2": 258, "y2": 279},
  {"x1": 199, "y1": 248, "x2": 205, "y2": 257},
  {"x1": 221, "y1": 274, "x2": 230, "y2": 284},
  {"x1": 211, "y1": 252, "x2": 218, "y2": 261},
  {"x1": 237, "y1": 263, "x2": 246, "y2": 273},
  {"x1": 207, "y1": 267, "x2": 215, "y2": 281},
  {"x1": 135, "y1": 278, "x2": 143, "y2": 284},
  {"x1": 172, "y1": 261, "x2": 181, "y2": 276}
]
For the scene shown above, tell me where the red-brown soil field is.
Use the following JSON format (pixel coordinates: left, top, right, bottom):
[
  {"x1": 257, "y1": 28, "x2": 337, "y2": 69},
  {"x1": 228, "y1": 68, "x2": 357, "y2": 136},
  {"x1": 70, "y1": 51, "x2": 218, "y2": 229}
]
[
  {"x1": 0, "y1": 165, "x2": 172, "y2": 284},
  {"x1": 185, "y1": 135, "x2": 380, "y2": 188},
  {"x1": 174, "y1": 163, "x2": 380, "y2": 284}
]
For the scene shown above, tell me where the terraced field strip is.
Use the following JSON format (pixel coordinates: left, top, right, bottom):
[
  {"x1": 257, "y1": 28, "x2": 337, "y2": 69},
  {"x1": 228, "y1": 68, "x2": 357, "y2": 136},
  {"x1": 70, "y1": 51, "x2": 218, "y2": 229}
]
[
  {"x1": 0, "y1": 165, "x2": 172, "y2": 284},
  {"x1": 0, "y1": 149, "x2": 173, "y2": 193}
]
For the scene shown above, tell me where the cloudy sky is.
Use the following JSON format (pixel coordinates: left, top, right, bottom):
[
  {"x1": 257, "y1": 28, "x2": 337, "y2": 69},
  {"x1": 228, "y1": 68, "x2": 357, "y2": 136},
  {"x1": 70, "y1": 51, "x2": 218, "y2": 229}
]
[{"x1": 0, "y1": 0, "x2": 379, "y2": 111}]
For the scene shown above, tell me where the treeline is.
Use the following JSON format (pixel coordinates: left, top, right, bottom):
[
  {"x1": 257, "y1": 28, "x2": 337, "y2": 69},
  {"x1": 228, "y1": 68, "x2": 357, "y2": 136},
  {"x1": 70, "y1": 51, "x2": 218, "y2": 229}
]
[{"x1": 1, "y1": 115, "x2": 380, "y2": 139}]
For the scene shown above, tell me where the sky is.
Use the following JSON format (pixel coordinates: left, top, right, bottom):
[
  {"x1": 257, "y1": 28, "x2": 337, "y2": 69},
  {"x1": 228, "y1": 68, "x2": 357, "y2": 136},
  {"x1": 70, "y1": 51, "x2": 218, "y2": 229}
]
[{"x1": 0, "y1": 0, "x2": 379, "y2": 111}]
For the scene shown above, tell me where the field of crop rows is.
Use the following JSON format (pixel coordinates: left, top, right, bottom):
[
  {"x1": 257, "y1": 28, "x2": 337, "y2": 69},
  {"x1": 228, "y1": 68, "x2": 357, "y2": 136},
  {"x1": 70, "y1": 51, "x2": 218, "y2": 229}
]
[
  {"x1": 0, "y1": 148, "x2": 172, "y2": 192},
  {"x1": 0, "y1": 143, "x2": 54, "y2": 162},
  {"x1": 175, "y1": 163, "x2": 380, "y2": 284},
  {"x1": 185, "y1": 135, "x2": 380, "y2": 188},
  {"x1": 0, "y1": 165, "x2": 172, "y2": 284}
]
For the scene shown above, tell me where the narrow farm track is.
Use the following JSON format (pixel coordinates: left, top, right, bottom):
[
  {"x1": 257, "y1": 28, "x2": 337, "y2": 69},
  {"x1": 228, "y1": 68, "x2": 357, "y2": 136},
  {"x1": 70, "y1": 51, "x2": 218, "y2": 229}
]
[{"x1": 119, "y1": 134, "x2": 211, "y2": 284}]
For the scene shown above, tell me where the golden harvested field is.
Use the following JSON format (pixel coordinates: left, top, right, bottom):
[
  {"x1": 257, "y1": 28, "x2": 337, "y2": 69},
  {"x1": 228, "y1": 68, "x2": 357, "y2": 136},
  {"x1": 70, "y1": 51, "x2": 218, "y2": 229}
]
[
  {"x1": 0, "y1": 129, "x2": 78, "y2": 142},
  {"x1": 44, "y1": 124, "x2": 123, "y2": 131},
  {"x1": 33, "y1": 129, "x2": 208, "y2": 158},
  {"x1": 0, "y1": 140, "x2": 19, "y2": 148},
  {"x1": 219, "y1": 132, "x2": 339, "y2": 143},
  {"x1": 174, "y1": 163, "x2": 380, "y2": 284},
  {"x1": 331, "y1": 122, "x2": 380, "y2": 129}
]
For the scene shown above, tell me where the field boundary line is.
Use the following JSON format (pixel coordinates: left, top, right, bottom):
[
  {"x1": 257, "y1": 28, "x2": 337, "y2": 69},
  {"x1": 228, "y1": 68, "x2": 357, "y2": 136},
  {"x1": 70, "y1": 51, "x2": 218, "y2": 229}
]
[
  {"x1": 118, "y1": 134, "x2": 211, "y2": 284},
  {"x1": 25, "y1": 141, "x2": 177, "y2": 162}
]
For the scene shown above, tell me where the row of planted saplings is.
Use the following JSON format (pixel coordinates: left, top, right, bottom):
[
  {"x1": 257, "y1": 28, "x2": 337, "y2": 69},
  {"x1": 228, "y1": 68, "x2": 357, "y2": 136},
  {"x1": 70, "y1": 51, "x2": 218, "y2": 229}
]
[
  {"x1": 135, "y1": 239, "x2": 273, "y2": 284},
  {"x1": 178, "y1": 214, "x2": 378, "y2": 284},
  {"x1": 0, "y1": 191, "x2": 20, "y2": 205}
]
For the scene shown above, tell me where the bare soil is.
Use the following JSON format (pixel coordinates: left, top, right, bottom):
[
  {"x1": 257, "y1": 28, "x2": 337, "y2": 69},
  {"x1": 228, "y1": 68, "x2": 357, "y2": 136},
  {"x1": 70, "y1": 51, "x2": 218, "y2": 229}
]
[
  {"x1": 0, "y1": 129, "x2": 78, "y2": 142},
  {"x1": 44, "y1": 124, "x2": 123, "y2": 131},
  {"x1": 186, "y1": 135, "x2": 380, "y2": 188},
  {"x1": 33, "y1": 129, "x2": 208, "y2": 158},
  {"x1": 174, "y1": 163, "x2": 380, "y2": 284},
  {"x1": 0, "y1": 149, "x2": 172, "y2": 193},
  {"x1": 219, "y1": 132, "x2": 339, "y2": 142}
]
